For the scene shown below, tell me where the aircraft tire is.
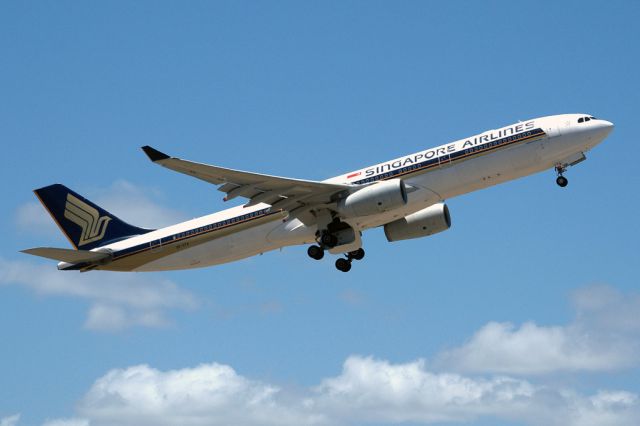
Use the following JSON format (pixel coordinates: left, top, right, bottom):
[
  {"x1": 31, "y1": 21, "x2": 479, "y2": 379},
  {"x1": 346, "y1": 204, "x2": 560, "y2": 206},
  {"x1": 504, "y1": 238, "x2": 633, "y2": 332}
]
[
  {"x1": 348, "y1": 248, "x2": 365, "y2": 261},
  {"x1": 335, "y1": 258, "x2": 352, "y2": 272},
  {"x1": 307, "y1": 245, "x2": 324, "y2": 260},
  {"x1": 556, "y1": 176, "x2": 568, "y2": 187},
  {"x1": 320, "y1": 233, "x2": 338, "y2": 247}
]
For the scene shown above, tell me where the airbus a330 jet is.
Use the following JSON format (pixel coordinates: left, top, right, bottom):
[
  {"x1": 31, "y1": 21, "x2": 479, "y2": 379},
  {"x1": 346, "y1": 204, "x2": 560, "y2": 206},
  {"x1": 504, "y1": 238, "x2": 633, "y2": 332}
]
[{"x1": 22, "y1": 114, "x2": 613, "y2": 272}]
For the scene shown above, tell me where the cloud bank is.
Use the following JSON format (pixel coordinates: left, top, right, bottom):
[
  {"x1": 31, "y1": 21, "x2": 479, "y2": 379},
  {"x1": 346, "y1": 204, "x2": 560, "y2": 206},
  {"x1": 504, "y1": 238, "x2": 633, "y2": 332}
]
[
  {"x1": 3, "y1": 285, "x2": 640, "y2": 425},
  {"x1": 0, "y1": 257, "x2": 197, "y2": 331},
  {"x1": 437, "y1": 285, "x2": 640, "y2": 375},
  {"x1": 23, "y1": 355, "x2": 640, "y2": 426},
  {"x1": 0, "y1": 414, "x2": 20, "y2": 426}
]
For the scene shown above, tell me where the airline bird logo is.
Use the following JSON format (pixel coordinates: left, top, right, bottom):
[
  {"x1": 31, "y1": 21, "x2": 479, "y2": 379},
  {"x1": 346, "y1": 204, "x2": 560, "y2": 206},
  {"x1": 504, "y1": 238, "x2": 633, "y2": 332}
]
[{"x1": 63, "y1": 193, "x2": 112, "y2": 246}]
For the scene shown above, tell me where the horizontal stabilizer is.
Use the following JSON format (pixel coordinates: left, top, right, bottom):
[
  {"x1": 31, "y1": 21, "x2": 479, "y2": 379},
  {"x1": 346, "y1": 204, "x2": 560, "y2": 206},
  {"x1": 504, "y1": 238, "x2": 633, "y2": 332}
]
[{"x1": 21, "y1": 247, "x2": 111, "y2": 263}]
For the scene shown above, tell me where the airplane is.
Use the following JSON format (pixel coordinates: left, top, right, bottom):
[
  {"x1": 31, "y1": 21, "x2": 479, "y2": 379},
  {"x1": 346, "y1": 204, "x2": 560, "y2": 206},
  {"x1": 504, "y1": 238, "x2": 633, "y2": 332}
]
[{"x1": 22, "y1": 113, "x2": 613, "y2": 272}]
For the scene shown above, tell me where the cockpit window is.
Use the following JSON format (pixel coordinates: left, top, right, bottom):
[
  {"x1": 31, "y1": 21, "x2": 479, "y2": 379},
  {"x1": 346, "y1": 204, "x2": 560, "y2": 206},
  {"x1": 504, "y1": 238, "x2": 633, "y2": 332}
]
[{"x1": 578, "y1": 116, "x2": 598, "y2": 123}]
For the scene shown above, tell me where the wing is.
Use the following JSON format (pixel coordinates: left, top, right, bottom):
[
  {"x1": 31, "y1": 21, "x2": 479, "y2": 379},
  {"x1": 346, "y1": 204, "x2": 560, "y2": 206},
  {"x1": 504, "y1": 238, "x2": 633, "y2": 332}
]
[{"x1": 141, "y1": 146, "x2": 352, "y2": 213}]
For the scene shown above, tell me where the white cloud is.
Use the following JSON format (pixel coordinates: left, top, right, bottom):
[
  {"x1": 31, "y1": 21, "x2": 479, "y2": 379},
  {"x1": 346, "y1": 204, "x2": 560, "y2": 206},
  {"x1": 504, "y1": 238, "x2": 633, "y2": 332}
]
[
  {"x1": 77, "y1": 362, "x2": 321, "y2": 426},
  {"x1": 312, "y1": 356, "x2": 640, "y2": 426},
  {"x1": 6, "y1": 282, "x2": 639, "y2": 424},
  {"x1": 37, "y1": 356, "x2": 640, "y2": 426},
  {"x1": 42, "y1": 418, "x2": 89, "y2": 426},
  {"x1": 84, "y1": 303, "x2": 170, "y2": 332},
  {"x1": 437, "y1": 285, "x2": 640, "y2": 375},
  {"x1": 312, "y1": 356, "x2": 537, "y2": 424},
  {"x1": 558, "y1": 389, "x2": 640, "y2": 426},
  {"x1": 93, "y1": 180, "x2": 187, "y2": 229},
  {"x1": 436, "y1": 321, "x2": 628, "y2": 375},
  {"x1": 572, "y1": 285, "x2": 640, "y2": 333},
  {"x1": 0, "y1": 414, "x2": 20, "y2": 426},
  {"x1": 0, "y1": 257, "x2": 197, "y2": 332},
  {"x1": 15, "y1": 201, "x2": 59, "y2": 236}
]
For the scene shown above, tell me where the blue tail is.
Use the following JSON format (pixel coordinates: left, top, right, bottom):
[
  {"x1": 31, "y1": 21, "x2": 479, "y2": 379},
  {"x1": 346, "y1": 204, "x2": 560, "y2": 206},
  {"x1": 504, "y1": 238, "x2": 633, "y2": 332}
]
[{"x1": 34, "y1": 184, "x2": 153, "y2": 250}]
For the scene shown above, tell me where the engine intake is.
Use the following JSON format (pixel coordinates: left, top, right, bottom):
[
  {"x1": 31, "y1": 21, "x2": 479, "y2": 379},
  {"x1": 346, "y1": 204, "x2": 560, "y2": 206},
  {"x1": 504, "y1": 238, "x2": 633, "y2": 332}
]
[
  {"x1": 337, "y1": 179, "x2": 407, "y2": 217},
  {"x1": 384, "y1": 203, "x2": 451, "y2": 242}
]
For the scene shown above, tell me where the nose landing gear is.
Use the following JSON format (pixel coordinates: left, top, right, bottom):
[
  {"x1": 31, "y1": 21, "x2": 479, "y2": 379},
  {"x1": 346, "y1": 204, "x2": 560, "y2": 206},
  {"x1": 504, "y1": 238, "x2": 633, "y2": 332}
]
[{"x1": 555, "y1": 164, "x2": 569, "y2": 187}]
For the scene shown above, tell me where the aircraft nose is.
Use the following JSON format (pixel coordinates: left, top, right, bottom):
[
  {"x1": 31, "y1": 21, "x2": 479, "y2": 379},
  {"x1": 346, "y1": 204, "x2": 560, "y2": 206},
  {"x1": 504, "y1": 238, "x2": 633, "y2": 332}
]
[
  {"x1": 599, "y1": 119, "x2": 614, "y2": 136},
  {"x1": 588, "y1": 119, "x2": 614, "y2": 144}
]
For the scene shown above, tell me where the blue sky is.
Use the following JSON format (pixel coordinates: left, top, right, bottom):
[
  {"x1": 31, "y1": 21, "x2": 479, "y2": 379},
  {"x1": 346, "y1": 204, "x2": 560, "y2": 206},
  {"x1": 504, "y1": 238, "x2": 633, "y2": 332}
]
[{"x1": 1, "y1": 1, "x2": 639, "y2": 425}]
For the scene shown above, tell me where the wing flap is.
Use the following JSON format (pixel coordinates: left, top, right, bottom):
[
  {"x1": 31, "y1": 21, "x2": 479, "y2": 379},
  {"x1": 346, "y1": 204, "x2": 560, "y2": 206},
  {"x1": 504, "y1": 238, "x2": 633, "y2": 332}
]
[{"x1": 21, "y1": 247, "x2": 111, "y2": 263}]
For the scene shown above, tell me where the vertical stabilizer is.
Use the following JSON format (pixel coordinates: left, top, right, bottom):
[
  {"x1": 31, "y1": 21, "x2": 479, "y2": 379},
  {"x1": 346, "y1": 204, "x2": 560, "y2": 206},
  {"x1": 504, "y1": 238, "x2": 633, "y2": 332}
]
[{"x1": 34, "y1": 184, "x2": 153, "y2": 250}]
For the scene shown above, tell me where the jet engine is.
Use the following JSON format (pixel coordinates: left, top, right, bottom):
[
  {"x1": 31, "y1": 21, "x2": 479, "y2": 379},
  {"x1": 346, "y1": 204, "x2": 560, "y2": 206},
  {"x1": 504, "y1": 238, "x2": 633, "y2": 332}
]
[
  {"x1": 384, "y1": 203, "x2": 451, "y2": 242},
  {"x1": 337, "y1": 179, "x2": 407, "y2": 217}
]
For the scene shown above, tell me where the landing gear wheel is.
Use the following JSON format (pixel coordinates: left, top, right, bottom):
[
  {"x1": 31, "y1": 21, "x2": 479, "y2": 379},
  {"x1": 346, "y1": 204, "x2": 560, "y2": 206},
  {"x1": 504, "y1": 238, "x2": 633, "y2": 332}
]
[
  {"x1": 554, "y1": 164, "x2": 568, "y2": 188},
  {"x1": 307, "y1": 245, "x2": 324, "y2": 260},
  {"x1": 335, "y1": 258, "x2": 352, "y2": 272},
  {"x1": 348, "y1": 248, "x2": 365, "y2": 261},
  {"x1": 320, "y1": 233, "x2": 338, "y2": 248}
]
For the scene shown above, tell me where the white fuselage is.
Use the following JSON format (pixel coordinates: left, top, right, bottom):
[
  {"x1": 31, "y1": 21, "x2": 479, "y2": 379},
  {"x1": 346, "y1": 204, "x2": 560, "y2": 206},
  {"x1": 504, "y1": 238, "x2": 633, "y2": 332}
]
[{"x1": 83, "y1": 114, "x2": 613, "y2": 271}]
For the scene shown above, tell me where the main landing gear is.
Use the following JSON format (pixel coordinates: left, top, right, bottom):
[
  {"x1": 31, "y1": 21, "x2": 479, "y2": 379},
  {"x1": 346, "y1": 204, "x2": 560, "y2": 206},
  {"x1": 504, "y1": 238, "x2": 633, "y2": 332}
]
[
  {"x1": 308, "y1": 219, "x2": 365, "y2": 272},
  {"x1": 335, "y1": 257, "x2": 351, "y2": 272},
  {"x1": 307, "y1": 229, "x2": 338, "y2": 260},
  {"x1": 555, "y1": 164, "x2": 569, "y2": 188},
  {"x1": 307, "y1": 229, "x2": 337, "y2": 260},
  {"x1": 320, "y1": 232, "x2": 338, "y2": 247},
  {"x1": 307, "y1": 245, "x2": 324, "y2": 260},
  {"x1": 334, "y1": 248, "x2": 366, "y2": 273},
  {"x1": 307, "y1": 244, "x2": 365, "y2": 273}
]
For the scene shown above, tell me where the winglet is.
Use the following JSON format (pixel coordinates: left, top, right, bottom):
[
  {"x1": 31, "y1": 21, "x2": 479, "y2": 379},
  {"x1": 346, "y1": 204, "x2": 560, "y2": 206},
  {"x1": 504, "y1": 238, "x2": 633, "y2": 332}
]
[{"x1": 141, "y1": 145, "x2": 171, "y2": 162}]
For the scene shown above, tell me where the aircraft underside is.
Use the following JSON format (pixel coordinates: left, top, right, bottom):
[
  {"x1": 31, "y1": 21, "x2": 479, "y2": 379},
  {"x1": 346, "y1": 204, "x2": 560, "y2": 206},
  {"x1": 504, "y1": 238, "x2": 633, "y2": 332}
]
[{"x1": 22, "y1": 113, "x2": 614, "y2": 273}]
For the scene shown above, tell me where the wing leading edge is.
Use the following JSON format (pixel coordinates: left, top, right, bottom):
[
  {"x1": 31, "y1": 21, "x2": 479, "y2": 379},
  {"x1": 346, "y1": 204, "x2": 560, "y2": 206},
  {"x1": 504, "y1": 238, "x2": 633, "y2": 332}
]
[{"x1": 141, "y1": 146, "x2": 352, "y2": 214}]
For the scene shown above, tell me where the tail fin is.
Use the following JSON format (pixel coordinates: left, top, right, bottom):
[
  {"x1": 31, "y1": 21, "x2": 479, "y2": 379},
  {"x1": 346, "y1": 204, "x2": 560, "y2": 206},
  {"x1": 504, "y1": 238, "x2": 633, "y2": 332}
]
[{"x1": 34, "y1": 184, "x2": 153, "y2": 250}]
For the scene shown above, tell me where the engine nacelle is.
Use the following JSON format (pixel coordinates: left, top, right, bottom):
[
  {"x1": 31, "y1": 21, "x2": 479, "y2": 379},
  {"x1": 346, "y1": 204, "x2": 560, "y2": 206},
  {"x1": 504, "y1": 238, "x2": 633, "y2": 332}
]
[
  {"x1": 384, "y1": 203, "x2": 451, "y2": 242},
  {"x1": 337, "y1": 179, "x2": 407, "y2": 217}
]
